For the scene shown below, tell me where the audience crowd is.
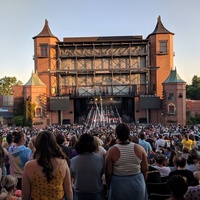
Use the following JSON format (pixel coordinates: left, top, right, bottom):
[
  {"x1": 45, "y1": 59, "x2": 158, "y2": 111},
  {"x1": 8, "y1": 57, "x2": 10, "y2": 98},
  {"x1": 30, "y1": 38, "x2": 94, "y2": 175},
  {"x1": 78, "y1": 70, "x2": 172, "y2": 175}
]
[{"x1": 0, "y1": 123, "x2": 200, "y2": 199}]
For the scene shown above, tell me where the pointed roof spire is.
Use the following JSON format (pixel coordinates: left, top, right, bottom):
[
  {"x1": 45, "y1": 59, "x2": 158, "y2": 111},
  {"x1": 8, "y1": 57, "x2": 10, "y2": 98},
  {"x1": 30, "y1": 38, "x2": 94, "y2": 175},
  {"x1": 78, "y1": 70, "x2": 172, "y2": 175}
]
[
  {"x1": 164, "y1": 69, "x2": 185, "y2": 83},
  {"x1": 33, "y1": 19, "x2": 58, "y2": 39},
  {"x1": 148, "y1": 16, "x2": 174, "y2": 37},
  {"x1": 25, "y1": 72, "x2": 46, "y2": 86}
]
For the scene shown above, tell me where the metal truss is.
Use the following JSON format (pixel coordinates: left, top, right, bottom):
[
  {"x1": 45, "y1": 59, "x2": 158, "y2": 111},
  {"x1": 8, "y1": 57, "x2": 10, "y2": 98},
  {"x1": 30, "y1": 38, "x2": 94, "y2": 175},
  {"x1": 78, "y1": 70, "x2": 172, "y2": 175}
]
[{"x1": 55, "y1": 41, "x2": 150, "y2": 97}]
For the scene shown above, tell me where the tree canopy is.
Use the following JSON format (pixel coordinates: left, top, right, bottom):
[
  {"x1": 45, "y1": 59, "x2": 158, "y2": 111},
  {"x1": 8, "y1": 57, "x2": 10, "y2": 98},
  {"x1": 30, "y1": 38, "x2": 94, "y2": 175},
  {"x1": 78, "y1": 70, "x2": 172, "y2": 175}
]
[
  {"x1": 0, "y1": 76, "x2": 23, "y2": 95},
  {"x1": 186, "y1": 75, "x2": 200, "y2": 100}
]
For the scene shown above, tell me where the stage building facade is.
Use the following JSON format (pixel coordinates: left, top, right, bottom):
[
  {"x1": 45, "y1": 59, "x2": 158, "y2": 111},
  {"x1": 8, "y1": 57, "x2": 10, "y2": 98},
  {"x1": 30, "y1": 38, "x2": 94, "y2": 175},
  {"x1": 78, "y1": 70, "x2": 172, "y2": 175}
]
[{"x1": 13, "y1": 16, "x2": 186, "y2": 127}]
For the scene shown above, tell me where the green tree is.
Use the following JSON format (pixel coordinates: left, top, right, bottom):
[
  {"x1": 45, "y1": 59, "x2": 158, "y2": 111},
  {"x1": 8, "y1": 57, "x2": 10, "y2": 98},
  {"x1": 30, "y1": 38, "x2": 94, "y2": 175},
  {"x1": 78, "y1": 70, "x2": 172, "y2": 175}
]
[
  {"x1": 186, "y1": 75, "x2": 200, "y2": 100},
  {"x1": 0, "y1": 76, "x2": 23, "y2": 95},
  {"x1": 13, "y1": 115, "x2": 24, "y2": 126},
  {"x1": 25, "y1": 98, "x2": 35, "y2": 127}
]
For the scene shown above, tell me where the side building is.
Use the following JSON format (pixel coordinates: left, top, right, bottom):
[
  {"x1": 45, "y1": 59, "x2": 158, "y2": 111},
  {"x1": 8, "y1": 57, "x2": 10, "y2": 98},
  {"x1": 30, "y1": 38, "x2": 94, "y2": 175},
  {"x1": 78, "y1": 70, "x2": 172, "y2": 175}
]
[{"x1": 12, "y1": 16, "x2": 186, "y2": 128}]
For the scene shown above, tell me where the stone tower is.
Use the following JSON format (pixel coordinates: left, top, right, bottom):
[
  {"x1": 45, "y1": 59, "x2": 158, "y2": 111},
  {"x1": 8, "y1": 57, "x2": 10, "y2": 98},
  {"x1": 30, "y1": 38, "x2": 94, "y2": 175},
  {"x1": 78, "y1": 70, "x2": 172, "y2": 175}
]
[
  {"x1": 32, "y1": 19, "x2": 59, "y2": 97},
  {"x1": 24, "y1": 72, "x2": 47, "y2": 127},
  {"x1": 148, "y1": 16, "x2": 174, "y2": 98},
  {"x1": 162, "y1": 69, "x2": 186, "y2": 126}
]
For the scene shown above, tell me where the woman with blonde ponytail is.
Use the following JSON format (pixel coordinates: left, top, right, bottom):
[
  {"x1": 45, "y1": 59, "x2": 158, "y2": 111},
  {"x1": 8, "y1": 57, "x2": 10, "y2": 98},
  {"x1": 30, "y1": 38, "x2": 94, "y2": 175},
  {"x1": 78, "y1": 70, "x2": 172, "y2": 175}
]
[{"x1": 0, "y1": 175, "x2": 21, "y2": 200}]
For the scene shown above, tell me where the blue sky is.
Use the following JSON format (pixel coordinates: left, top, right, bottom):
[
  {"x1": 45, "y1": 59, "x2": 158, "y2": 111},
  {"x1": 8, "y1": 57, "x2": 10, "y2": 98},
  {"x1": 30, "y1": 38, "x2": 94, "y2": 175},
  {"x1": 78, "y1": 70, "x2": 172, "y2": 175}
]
[{"x1": 0, "y1": 0, "x2": 199, "y2": 84}]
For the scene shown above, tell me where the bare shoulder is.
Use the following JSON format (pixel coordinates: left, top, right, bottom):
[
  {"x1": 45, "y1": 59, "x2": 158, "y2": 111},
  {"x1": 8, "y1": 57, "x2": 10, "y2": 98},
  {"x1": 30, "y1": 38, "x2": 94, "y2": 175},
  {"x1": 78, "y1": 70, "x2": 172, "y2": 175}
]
[
  {"x1": 54, "y1": 158, "x2": 68, "y2": 172},
  {"x1": 3, "y1": 147, "x2": 9, "y2": 155},
  {"x1": 54, "y1": 158, "x2": 67, "y2": 165},
  {"x1": 107, "y1": 145, "x2": 118, "y2": 155},
  {"x1": 56, "y1": 159, "x2": 69, "y2": 178},
  {"x1": 134, "y1": 143, "x2": 146, "y2": 158},
  {"x1": 106, "y1": 145, "x2": 120, "y2": 162},
  {"x1": 60, "y1": 159, "x2": 68, "y2": 168},
  {"x1": 25, "y1": 159, "x2": 37, "y2": 168},
  {"x1": 23, "y1": 160, "x2": 38, "y2": 180},
  {"x1": 134, "y1": 143, "x2": 144, "y2": 151}
]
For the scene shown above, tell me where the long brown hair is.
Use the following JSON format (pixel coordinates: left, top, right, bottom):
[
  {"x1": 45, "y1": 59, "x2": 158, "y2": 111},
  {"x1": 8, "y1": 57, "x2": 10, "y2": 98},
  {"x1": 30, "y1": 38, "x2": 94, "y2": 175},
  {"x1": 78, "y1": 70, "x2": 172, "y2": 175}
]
[{"x1": 34, "y1": 131, "x2": 66, "y2": 182}]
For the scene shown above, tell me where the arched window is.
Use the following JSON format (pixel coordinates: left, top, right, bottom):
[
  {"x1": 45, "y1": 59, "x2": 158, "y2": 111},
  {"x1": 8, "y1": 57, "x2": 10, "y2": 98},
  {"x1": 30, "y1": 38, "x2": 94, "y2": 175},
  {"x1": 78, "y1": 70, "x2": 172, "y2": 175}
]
[
  {"x1": 35, "y1": 107, "x2": 42, "y2": 117},
  {"x1": 168, "y1": 103, "x2": 175, "y2": 114}
]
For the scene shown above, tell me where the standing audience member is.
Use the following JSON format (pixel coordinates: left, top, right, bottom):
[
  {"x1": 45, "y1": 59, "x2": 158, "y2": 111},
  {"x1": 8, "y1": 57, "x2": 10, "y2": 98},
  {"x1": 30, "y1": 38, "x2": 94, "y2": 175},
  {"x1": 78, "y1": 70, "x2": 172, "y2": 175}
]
[
  {"x1": 8, "y1": 131, "x2": 32, "y2": 190},
  {"x1": 182, "y1": 134, "x2": 193, "y2": 151},
  {"x1": 0, "y1": 136, "x2": 9, "y2": 178},
  {"x1": 145, "y1": 133, "x2": 155, "y2": 149},
  {"x1": 28, "y1": 135, "x2": 36, "y2": 159},
  {"x1": 70, "y1": 133, "x2": 105, "y2": 200},
  {"x1": 56, "y1": 133, "x2": 71, "y2": 165},
  {"x1": 4, "y1": 133, "x2": 14, "y2": 175},
  {"x1": 105, "y1": 123, "x2": 148, "y2": 200},
  {"x1": 93, "y1": 136, "x2": 106, "y2": 158},
  {"x1": 155, "y1": 134, "x2": 166, "y2": 152},
  {"x1": 131, "y1": 135, "x2": 139, "y2": 144},
  {"x1": 0, "y1": 175, "x2": 21, "y2": 200},
  {"x1": 189, "y1": 134, "x2": 196, "y2": 149},
  {"x1": 139, "y1": 132, "x2": 152, "y2": 156},
  {"x1": 103, "y1": 136, "x2": 112, "y2": 151},
  {"x1": 69, "y1": 135, "x2": 78, "y2": 158},
  {"x1": 22, "y1": 131, "x2": 73, "y2": 200},
  {"x1": 109, "y1": 138, "x2": 117, "y2": 147}
]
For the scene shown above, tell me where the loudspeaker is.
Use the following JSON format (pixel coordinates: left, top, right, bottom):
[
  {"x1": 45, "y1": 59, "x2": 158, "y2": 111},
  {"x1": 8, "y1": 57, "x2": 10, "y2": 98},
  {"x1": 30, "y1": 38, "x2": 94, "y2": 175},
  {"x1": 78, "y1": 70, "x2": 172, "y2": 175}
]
[
  {"x1": 128, "y1": 99, "x2": 133, "y2": 115},
  {"x1": 75, "y1": 100, "x2": 81, "y2": 114}
]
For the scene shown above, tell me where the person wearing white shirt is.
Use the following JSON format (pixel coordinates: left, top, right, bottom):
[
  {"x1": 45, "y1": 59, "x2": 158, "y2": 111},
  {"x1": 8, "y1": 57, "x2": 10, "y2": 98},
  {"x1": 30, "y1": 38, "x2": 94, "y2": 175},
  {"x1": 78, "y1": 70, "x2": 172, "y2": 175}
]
[
  {"x1": 155, "y1": 134, "x2": 166, "y2": 152},
  {"x1": 152, "y1": 153, "x2": 171, "y2": 177}
]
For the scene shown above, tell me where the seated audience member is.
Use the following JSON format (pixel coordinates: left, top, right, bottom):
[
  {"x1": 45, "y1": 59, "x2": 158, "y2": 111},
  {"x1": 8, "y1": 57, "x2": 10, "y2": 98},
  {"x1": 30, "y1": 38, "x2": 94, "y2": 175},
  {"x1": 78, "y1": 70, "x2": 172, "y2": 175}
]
[
  {"x1": 169, "y1": 155, "x2": 178, "y2": 172},
  {"x1": 167, "y1": 174, "x2": 188, "y2": 200},
  {"x1": 182, "y1": 146, "x2": 190, "y2": 160},
  {"x1": 185, "y1": 154, "x2": 198, "y2": 172},
  {"x1": 169, "y1": 156, "x2": 198, "y2": 186},
  {"x1": 168, "y1": 151, "x2": 177, "y2": 170},
  {"x1": 184, "y1": 182, "x2": 200, "y2": 200},
  {"x1": 191, "y1": 146, "x2": 200, "y2": 157},
  {"x1": 152, "y1": 153, "x2": 171, "y2": 177},
  {"x1": 146, "y1": 165, "x2": 161, "y2": 183},
  {"x1": 193, "y1": 160, "x2": 200, "y2": 183},
  {"x1": 0, "y1": 175, "x2": 21, "y2": 200}
]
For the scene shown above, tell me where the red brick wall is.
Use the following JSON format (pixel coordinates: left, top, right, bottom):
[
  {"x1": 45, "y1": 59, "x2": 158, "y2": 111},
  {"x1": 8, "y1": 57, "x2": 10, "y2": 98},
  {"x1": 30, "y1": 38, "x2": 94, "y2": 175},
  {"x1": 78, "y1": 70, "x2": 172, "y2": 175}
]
[{"x1": 149, "y1": 34, "x2": 174, "y2": 97}]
